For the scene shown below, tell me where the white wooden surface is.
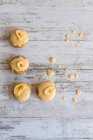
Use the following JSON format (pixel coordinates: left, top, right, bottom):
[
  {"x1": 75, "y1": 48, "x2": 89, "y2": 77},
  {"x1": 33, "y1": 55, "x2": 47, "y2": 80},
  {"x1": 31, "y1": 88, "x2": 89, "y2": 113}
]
[{"x1": 0, "y1": 0, "x2": 93, "y2": 139}]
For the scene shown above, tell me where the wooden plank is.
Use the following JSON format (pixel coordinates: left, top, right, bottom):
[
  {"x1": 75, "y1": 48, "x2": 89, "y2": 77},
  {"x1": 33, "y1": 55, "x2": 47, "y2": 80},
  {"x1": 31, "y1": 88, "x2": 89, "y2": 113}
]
[
  {"x1": 0, "y1": 6, "x2": 93, "y2": 35},
  {"x1": 0, "y1": 41, "x2": 92, "y2": 69},
  {"x1": 0, "y1": 81, "x2": 91, "y2": 118},
  {"x1": 0, "y1": 0, "x2": 93, "y2": 7},
  {"x1": 0, "y1": 118, "x2": 92, "y2": 139}
]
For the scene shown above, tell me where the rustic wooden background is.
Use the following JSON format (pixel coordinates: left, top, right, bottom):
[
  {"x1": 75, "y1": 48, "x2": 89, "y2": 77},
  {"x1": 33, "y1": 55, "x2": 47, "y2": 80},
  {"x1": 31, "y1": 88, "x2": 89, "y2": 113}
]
[{"x1": 0, "y1": 0, "x2": 93, "y2": 139}]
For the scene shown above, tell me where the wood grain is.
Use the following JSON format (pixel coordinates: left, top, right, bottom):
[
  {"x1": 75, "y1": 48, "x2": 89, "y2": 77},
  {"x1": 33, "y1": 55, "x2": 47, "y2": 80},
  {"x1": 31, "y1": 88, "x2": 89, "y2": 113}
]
[
  {"x1": 0, "y1": 118, "x2": 93, "y2": 140},
  {"x1": 0, "y1": 0, "x2": 93, "y2": 139}
]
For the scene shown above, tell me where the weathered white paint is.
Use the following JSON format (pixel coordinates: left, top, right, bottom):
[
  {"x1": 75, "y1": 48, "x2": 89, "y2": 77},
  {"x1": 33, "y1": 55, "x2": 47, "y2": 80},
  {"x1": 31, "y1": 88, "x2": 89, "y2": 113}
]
[
  {"x1": 0, "y1": 0, "x2": 93, "y2": 139},
  {"x1": 0, "y1": 118, "x2": 93, "y2": 140}
]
